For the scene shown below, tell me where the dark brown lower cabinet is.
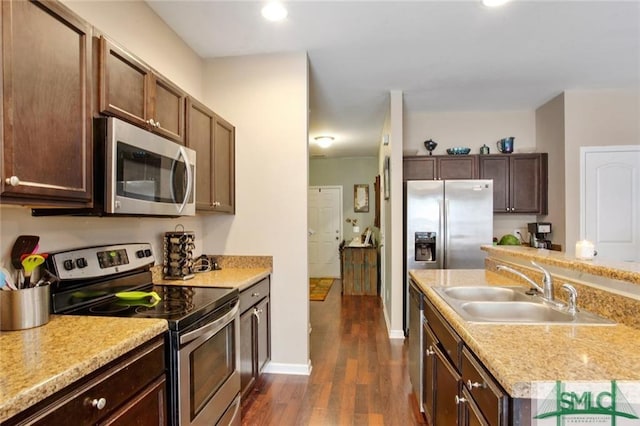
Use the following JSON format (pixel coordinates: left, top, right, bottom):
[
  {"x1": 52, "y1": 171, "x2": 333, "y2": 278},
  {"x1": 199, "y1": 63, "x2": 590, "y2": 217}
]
[
  {"x1": 5, "y1": 336, "x2": 167, "y2": 426},
  {"x1": 239, "y1": 277, "x2": 271, "y2": 397},
  {"x1": 420, "y1": 297, "x2": 509, "y2": 426}
]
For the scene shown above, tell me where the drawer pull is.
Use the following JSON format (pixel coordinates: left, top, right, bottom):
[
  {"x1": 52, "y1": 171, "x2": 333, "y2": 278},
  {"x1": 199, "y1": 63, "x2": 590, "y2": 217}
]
[
  {"x1": 5, "y1": 176, "x2": 20, "y2": 186},
  {"x1": 89, "y1": 397, "x2": 107, "y2": 410},
  {"x1": 455, "y1": 395, "x2": 467, "y2": 405},
  {"x1": 252, "y1": 292, "x2": 260, "y2": 297},
  {"x1": 467, "y1": 379, "x2": 485, "y2": 389},
  {"x1": 425, "y1": 346, "x2": 435, "y2": 356}
]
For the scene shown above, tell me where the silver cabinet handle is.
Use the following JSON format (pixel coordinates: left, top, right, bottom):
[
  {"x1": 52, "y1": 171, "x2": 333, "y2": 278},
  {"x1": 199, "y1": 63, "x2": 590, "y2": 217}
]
[
  {"x1": 455, "y1": 395, "x2": 467, "y2": 405},
  {"x1": 467, "y1": 379, "x2": 484, "y2": 389},
  {"x1": 425, "y1": 346, "x2": 435, "y2": 356},
  {"x1": 213, "y1": 201, "x2": 221, "y2": 207},
  {"x1": 252, "y1": 292, "x2": 260, "y2": 298},
  {"x1": 253, "y1": 307, "x2": 263, "y2": 324},
  {"x1": 5, "y1": 176, "x2": 20, "y2": 186},
  {"x1": 155, "y1": 120, "x2": 161, "y2": 128},
  {"x1": 505, "y1": 207, "x2": 509, "y2": 212},
  {"x1": 89, "y1": 397, "x2": 107, "y2": 410},
  {"x1": 146, "y1": 118, "x2": 156, "y2": 127}
]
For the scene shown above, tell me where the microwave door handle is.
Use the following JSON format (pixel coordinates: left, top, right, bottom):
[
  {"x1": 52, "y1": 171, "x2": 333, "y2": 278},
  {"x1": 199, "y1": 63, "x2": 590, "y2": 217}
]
[{"x1": 175, "y1": 146, "x2": 194, "y2": 214}]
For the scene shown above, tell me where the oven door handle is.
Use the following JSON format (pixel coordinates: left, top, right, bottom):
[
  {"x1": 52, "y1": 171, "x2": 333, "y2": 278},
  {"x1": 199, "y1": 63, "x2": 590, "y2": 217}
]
[{"x1": 179, "y1": 301, "x2": 239, "y2": 345}]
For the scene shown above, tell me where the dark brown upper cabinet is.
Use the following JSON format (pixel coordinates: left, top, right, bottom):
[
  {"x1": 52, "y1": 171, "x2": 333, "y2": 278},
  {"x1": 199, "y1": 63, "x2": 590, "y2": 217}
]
[
  {"x1": 403, "y1": 155, "x2": 478, "y2": 181},
  {"x1": 99, "y1": 36, "x2": 186, "y2": 144},
  {"x1": 479, "y1": 153, "x2": 548, "y2": 214},
  {"x1": 186, "y1": 97, "x2": 235, "y2": 214},
  {"x1": 1, "y1": 0, "x2": 93, "y2": 205}
]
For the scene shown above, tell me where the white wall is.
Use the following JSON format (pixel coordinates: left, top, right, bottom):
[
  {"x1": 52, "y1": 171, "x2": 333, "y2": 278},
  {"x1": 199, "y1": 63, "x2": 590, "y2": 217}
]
[
  {"x1": 389, "y1": 90, "x2": 404, "y2": 338},
  {"x1": 201, "y1": 53, "x2": 311, "y2": 373},
  {"x1": 563, "y1": 89, "x2": 640, "y2": 251},
  {"x1": 404, "y1": 110, "x2": 536, "y2": 156},
  {"x1": 309, "y1": 157, "x2": 378, "y2": 241},
  {"x1": 536, "y1": 94, "x2": 566, "y2": 248}
]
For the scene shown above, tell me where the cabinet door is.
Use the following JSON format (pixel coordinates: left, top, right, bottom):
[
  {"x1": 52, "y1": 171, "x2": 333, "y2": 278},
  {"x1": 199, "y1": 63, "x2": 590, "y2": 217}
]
[
  {"x1": 510, "y1": 154, "x2": 547, "y2": 214},
  {"x1": 239, "y1": 309, "x2": 256, "y2": 397},
  {"x1": 422, "y1": 325, "x2": 437, "y2": 425},
  {"x1": 433, "y1": 346, "x2": 461, "y2": 426},
  {"x1": 437, "y1": 157, "x2": 478, "y2": 180},
  {"x1": 404, "y1": 157, "x2": 436, "y2": 181},
  {"x1": 149, "y1": 74, "x2": 185, "y2": 144},
  {"x1": 212, "y1": 113, "x2": 235, "y2": 213},
  {"x1": 460, "y1": 388, "x2": 489, "y2": 426},
  {"x1": 479, "y1": 156, "x2": 509, "y2": 213},
  {"x1": 186, "y1": 97, "x2": 214, "y2": 210},
  {"x1": 100, "y1": 376, "x2": 167, "y2": 426},
  {"x1": 1, "y1": 0, "x2": 92, "y2": 204},
  {"x1": 255, "y1": 297, "x2": 270, "y2": 374},
  {"x1": 99, "y1": 36, "x2": 151, "y2": 129}
]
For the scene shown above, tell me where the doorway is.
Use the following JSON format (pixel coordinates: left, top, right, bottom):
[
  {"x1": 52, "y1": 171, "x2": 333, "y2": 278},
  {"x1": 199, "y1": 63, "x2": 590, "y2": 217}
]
[
  {"x1": 308, "y1": 186, "x2": 343, "y2": 278},
  {"x1": 581, "y1": 145, "x2": 640, "y2": 261}
]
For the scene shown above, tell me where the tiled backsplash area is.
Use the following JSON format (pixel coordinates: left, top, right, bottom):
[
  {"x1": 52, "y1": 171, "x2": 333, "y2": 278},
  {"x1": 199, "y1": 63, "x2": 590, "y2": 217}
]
[{"x1": 206, "y1": 255, "x2": 273, "y2": 269}]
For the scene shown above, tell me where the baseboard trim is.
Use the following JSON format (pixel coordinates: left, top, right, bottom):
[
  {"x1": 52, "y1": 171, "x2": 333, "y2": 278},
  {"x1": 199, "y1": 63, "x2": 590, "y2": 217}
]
[
  {"x1": 382, "y1": 305, "x2": 406, "y2": 340},
  {"x1": 262, "y1": 360, "x2": 313, "y2": 376}
]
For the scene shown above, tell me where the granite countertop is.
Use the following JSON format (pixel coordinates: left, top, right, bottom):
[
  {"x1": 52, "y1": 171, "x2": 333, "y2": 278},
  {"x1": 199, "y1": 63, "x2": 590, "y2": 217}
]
[
  {"x1": 152, "y1": 267, "x2": 271, "y2": 291},
  {"x1": 409, "y1": 269, "x2": 640, "y2": 399},
  {"x1": 482, "y1": 245, "x2": 640, "y2": 285},
  {"x1": 0, "y1": 316, "x2": 167, "y2": 422}
]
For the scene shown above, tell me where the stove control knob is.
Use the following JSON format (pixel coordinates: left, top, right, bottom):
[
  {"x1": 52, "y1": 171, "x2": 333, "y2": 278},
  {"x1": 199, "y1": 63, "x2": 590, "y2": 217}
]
[
  {"x1": 76, "y1": 258, "x2": 88, "y2": 269},
  {"x1": 63, "y1": 259, "x2": 75, "y2": 271},
  {"x1": 136, "y1": 250, "x2": 145, "y2": 258},
  {"x1": 144, "y1": 249, "x2": 152, "y2": 257}
]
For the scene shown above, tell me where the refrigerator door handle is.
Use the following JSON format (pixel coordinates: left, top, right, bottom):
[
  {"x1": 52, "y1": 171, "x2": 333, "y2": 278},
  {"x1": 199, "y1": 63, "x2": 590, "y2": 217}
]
[
  {"x1": 439, "y1": 199, "x2": 446, "y2": 269},
  {"x1": 444, "y1": 199, "x2": 451, "y2": 269}
]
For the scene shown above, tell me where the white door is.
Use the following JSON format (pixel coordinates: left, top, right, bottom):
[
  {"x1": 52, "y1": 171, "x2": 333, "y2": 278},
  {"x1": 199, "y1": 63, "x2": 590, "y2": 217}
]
[
  {"x1": 308, "y1": 186, "x2": 342, "y2": 278},
  {"x1": 581, "y1": 146, "x2": 640, "y2": 261}
]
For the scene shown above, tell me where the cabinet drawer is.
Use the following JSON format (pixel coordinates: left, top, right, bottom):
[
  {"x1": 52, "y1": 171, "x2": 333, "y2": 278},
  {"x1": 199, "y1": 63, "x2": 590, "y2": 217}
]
[
  {"x1": 424, "y1": 298, "x2": 461, "y2": 369},
  {"x1": 461, "y1": 347, "x2": 508, "y2": 426},
  {"x1": 17, "y1": 338, "x2": 165, "y2": 426},
  {"x1": 240, "y1": 277, "x2": 270, "y2": 313}
]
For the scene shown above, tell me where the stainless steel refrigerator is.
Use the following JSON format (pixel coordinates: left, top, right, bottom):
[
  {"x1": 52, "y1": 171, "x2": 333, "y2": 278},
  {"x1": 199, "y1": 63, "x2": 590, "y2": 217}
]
[{"x1": 404, "y1": 180, "x2": 493, "y2": 330}]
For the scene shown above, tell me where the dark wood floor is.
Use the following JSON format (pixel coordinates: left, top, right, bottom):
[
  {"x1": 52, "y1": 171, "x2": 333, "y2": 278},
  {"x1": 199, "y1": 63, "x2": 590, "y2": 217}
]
[{"x1": 241, "y1": 280, "x2": 426, "y2": 425}]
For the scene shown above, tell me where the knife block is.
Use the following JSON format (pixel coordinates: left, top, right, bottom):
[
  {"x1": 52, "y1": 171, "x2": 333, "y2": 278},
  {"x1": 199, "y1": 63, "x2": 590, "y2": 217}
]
[{"x1": 163, "y1": 230, "x2": 195, "y2": 280}]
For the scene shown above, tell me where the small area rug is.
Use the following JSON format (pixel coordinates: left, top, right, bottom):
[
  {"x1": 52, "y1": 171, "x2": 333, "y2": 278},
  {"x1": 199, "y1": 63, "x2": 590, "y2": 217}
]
[{"x1": 309, "y1": 278, "x2": 335, "y2": 301}]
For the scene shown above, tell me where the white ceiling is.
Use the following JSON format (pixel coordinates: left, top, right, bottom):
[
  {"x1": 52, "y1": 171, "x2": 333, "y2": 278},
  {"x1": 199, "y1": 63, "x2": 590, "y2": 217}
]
[{"x1": 146, "y1": 0, "x2": 640, "y2": 157}]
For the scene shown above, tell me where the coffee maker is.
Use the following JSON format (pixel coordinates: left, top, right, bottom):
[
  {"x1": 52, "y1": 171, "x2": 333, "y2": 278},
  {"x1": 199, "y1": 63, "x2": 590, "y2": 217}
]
[{"x1": 528, "y1": 222, "x2": 552, "y2": 249}]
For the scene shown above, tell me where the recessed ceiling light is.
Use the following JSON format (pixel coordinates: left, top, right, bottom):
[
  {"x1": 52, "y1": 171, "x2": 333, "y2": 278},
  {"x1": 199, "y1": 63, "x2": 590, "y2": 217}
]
[
  {"x1": 261, "y1": 2, "x2": 288, "y2": 22},
  {"x1": 314, "y1": 136, "x2": 334, "y2": 149},
  {"x1": 482, "y1": 0, "x2": 511, "y2": 7}
]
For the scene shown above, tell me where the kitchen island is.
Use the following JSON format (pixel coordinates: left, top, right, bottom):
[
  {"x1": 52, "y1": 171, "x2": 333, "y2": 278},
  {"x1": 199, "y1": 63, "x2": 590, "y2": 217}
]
[{"x1": 410, "y1": 269, "x2": 640, "y2": 399}]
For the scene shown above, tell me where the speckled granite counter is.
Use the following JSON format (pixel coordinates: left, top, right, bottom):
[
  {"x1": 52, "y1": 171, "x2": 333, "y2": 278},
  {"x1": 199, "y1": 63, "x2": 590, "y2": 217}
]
[
  {"x1": 0, "y1": 316, "x2": 167, "y2": 422},
  {"x1": 409, "y1": 269, "x2": 640, "y2": 399},
  {"x1": 482, "y1": 245, "x2": 640, "y2": 285},
  {"x1": 152, "y1": 267, "x2": 271, "y2": 291}
]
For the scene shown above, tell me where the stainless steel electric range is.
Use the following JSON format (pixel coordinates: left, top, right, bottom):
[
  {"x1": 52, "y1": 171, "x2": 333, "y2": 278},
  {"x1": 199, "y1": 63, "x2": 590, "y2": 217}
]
[{"x1": 47, "y1": 243, "x2": 241, "y2": 426}]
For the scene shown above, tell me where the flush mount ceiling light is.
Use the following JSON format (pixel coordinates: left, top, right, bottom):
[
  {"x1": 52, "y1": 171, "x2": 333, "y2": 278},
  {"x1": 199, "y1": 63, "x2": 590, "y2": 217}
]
[
  {"x1": 314, "y1": 136, "x2": 334, "y2": 149},
  {"x1": 261, "y1": 2, "x2": 288, "y2": 22},
  {"x1": 482, "y1": 0, "x2": 511, "y2": 7}
]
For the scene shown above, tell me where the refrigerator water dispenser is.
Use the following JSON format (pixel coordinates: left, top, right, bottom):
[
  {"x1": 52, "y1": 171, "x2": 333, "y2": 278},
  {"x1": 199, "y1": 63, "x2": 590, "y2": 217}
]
[{"x1": 415, "y1": 232, "x2": 436, "y2": 262}]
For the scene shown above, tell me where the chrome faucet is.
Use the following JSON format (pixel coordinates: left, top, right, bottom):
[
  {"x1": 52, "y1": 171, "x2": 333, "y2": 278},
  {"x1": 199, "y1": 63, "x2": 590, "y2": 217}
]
[
  {"x1": 496, "y1": 261, "x2": 555, "y2": 302},
  {"x1": 562, "y1": 283, "x2": 579, "y2": 316}
]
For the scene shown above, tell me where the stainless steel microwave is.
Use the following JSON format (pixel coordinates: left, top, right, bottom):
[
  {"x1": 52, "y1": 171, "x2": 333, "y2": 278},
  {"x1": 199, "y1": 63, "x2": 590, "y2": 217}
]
[{"x1": 33, "y1": 117, "x2": 196, "y2": 217}]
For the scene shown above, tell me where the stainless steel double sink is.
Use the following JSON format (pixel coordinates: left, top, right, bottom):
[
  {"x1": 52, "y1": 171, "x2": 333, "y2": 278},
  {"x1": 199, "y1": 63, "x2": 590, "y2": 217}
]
[{"x1": 432, "y1": 286, "x2": 615, "y2": 325}]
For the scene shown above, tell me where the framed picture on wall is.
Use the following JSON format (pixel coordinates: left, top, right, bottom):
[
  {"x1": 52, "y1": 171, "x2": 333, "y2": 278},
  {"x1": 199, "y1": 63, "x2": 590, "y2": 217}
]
[
  {"x1": 384, "y1": 156, "x2": 390, "y2": 200},
  {"x1": 354, "y1": 184, "x2": 369, "y2": 212}
]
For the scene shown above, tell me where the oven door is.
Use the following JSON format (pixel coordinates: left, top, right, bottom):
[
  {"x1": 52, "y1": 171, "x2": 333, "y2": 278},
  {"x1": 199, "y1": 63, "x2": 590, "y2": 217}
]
[
  {"x1": 177, "y1": 300, "x2": 240, "y2": 426},
  {"x1": 105, "y1": 117, "x2": 196, "y2": 216}
]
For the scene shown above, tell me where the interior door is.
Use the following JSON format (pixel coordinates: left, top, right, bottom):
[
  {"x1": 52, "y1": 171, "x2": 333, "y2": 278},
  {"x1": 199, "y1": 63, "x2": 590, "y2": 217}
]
[
  {"x1": 308, "y1": 186, "x2": 342, "y2": 278},
  {"x1": 582, "y1": 146, "x2": 640, "y2": 262}
]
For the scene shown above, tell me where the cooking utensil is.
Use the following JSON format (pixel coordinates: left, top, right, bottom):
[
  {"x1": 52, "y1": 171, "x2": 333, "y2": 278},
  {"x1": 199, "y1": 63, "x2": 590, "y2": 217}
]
[
  {"x1": 21, "y1": 254, "x2": 45, "y2": 288},
  {"x1": 115, "y1": 291, "x2": 161, "y2": 302},
  {"x1": 0, "y1": 266, "x2": 17, "y2": 290},
  {"x1": 11, "y1": 235, "x2": 40, "y2": 271}
]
